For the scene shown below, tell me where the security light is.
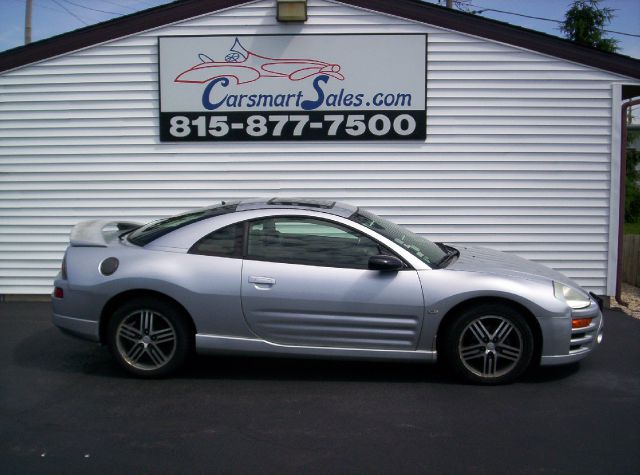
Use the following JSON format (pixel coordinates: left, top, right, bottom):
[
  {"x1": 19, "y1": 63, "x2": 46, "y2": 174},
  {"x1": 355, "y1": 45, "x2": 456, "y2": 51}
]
[{"x1": 277, "y1": 0, "x2": 307, "y2": 22}]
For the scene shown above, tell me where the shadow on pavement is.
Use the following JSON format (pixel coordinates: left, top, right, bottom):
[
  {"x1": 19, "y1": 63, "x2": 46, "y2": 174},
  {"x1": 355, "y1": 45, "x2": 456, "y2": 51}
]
[
  {"x1": 12, "y1": 327, "x2": 119, "y2": 377},
  {"x1": 521, "y1": 362, "x2": 581, "y2": 382},
  {"x1": 182, "y1": 353, "x2": 456, "y2": 384},
  {"x1": 12, "y1": 326, "x2": 582, "y2": 385}
]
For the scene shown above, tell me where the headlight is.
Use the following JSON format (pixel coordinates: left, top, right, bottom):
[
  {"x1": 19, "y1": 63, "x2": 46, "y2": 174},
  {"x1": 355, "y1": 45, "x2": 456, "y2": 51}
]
[{"x1": 553, "y1": 282, "x2": 591, "y2": 309}]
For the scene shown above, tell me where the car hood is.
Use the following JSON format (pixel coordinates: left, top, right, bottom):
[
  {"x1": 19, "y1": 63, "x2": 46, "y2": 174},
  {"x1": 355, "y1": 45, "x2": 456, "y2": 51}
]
[{"x1": 446, "y1": 245, "x2": 582, "y2": 289}]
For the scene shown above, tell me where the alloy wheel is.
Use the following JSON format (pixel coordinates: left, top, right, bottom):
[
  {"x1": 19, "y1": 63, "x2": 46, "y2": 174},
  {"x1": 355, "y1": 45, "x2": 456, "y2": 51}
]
[
  {"x1": 115, "y1": 309, "x2": 177, "y2": 371},
  {"x1": 457, "y1": 315, "x2": 524, "y2": 379}
]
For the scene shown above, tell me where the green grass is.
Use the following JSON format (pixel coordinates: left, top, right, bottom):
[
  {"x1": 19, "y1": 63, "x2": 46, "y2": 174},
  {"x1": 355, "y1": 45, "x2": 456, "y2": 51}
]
[{"x1": 625, "y1": 222, "x2": 640, "y2": 235}]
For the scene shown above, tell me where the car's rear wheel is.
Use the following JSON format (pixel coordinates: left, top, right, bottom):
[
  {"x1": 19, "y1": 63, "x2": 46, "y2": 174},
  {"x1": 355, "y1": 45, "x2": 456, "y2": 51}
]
[
  {"x1": 442, "y1": 304, "x2": 534, "y2": 384},
  {"x1": 107, "y1": 299, "x2": 192, "y2": 378}
]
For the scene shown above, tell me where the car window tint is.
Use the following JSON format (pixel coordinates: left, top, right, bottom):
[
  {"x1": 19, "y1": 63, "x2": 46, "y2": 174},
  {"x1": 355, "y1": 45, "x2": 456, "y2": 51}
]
[
  {"x1": 189, "y1": 222, "x2": 243, "y2": 257},
  {"x1": 247, "y1": 217, "x2": 383, "y2": 269},
  {"x1": 275, "y1": 220, "x2": 356, "y2": 239},
  {"x1": 128, "y1": 202, "x2": 239, "y2": 246}
]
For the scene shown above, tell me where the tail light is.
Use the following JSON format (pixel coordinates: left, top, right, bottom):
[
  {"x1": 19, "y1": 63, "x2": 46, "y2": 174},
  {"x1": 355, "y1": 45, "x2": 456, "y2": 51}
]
[{"x1": 53, "y1": 287, "x2": 64, "y2": 299}]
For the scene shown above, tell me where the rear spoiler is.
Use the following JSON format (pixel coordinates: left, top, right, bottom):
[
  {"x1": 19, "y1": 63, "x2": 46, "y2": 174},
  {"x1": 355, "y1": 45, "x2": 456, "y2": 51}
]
[{"x1": 69, "y1": 220, "x2": 141, "y2": 247}]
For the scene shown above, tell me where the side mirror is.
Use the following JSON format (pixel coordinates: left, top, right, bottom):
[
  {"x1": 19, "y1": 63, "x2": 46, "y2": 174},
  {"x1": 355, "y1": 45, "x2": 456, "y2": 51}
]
[{"x1": 368, "y1": 254, "x2": 404, "y2": 272}]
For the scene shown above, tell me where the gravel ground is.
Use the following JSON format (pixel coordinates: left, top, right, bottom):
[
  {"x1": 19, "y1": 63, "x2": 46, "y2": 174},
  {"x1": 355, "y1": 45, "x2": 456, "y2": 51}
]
[{"x1": 611, "y1": 283, "x2": 640, "y2": 319}]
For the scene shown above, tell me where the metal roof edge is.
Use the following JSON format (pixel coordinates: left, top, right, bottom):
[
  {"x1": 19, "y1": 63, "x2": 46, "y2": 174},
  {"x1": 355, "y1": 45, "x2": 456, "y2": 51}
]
[
  {"x1": 0, "y1": 0, "x2": 253, "y2": 73},
  {"x1": 338, "y1": 0, "x2": 640, "y2": 80},
  {"x1": 0, "y1": 0, "x2": 638, "y2": 80}
]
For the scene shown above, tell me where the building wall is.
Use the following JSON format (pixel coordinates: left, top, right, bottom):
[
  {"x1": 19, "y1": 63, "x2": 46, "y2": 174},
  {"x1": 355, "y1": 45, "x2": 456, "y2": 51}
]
[{"x1": 0, "y1": 0, "x2": 635, "y2": 294}]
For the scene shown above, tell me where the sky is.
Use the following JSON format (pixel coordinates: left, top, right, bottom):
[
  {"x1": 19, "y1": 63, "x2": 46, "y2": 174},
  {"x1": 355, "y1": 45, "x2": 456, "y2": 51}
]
[{"x1": 0, "y1": 0, "x2": 638, "y2": 57}]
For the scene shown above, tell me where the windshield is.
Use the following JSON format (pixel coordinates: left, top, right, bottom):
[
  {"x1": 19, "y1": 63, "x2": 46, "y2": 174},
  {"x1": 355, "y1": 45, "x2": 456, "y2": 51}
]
[
  {"x1": 128, "y1": 202, "x2": 239, "y2": 246},
  {"x1": 349, "y1": 208, "x2": 447, "y2": 267}
]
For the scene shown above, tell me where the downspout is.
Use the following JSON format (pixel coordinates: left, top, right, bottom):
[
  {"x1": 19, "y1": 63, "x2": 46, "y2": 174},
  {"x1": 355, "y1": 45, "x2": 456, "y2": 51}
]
[{"x1": 616, "y1": 98, "x2": 640, "y2": 304}]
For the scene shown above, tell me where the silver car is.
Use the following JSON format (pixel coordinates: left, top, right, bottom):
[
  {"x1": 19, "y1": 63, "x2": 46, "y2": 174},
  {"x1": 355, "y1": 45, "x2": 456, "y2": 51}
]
[{"x1": 52, "y1": 198, "x2": 603, "y2": 384}]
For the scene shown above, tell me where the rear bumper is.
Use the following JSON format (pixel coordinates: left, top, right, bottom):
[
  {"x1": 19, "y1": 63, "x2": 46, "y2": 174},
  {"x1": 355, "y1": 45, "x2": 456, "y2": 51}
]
[
  {"x1": 51, "y1": 278, "x2": 103, "y2": 342},
  {"x1": 52, "y1": 312, "x2": 100, "y2": 342}
]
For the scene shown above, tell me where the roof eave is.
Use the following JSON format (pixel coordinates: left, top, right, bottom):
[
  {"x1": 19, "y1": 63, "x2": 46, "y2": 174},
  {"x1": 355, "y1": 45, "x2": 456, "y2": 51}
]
[
  {"x1": 338, "y1": 0, "x2": 640, "y2": 81},
  {"x1": 0, "y1": 0, "x2": 638, "y2": 80},
  {"x1": 0, "y1": 0, "x2": 253, "y2": 73}
]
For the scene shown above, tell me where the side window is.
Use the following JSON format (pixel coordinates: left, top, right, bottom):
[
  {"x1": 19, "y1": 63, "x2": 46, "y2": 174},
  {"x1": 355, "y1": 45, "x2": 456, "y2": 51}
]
[
  {"x1": 189, "y1": 222, "x2": 243, "y2": 257},
  {"x1": 247, "y1": 217, "x2": 385, "y2": 269}
]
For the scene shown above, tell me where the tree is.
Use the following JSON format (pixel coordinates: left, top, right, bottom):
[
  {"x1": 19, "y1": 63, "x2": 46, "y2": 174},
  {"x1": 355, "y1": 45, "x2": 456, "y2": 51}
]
[
  {"x1": 560, "y1": 0, "x2": 619, "y2": 53},
  {"x1": 626, "y1": 128, "x2": 640, "y2": 223}
]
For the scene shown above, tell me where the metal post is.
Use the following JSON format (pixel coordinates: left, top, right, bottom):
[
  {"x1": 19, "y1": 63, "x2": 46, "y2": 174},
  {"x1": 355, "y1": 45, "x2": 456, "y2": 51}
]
[{"x1": 25, "y1": 0, "x2": 32, "y2": 45}]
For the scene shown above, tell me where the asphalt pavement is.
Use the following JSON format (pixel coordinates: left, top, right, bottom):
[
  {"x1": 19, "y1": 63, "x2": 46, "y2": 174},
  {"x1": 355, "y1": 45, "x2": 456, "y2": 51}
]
[{"x1": 1, "y1": 302, "x2": 639, "y2": 474}]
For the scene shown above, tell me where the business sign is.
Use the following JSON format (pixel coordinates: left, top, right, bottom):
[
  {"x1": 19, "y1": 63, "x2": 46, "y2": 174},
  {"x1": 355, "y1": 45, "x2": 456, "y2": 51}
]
[{"x1": 158, "y1": 34, "x2": 426, "y2": 142}]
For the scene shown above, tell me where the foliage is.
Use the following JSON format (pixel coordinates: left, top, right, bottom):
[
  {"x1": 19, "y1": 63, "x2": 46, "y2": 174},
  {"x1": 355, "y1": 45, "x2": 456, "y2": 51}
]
[
  {"x1": 626, "y1": 143, "x2": 640, "y2": 224},
  {"x1": 560, "y1": 0, "x2": 619, "y2": 52},
  {"x1": 625, "y1": 222, "x2": 640, "y2": 235}
]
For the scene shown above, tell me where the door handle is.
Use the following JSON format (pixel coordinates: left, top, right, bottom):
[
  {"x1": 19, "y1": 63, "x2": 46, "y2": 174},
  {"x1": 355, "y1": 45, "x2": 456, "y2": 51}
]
[{"x1": 248, "y1": 276, "x2": 276, "y2": 285}]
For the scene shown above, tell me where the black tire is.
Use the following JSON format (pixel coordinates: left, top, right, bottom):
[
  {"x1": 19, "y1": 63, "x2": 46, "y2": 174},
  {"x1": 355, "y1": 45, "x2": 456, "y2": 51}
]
[
  {"x1": 107, "y1": 298, "x2": 192, "y2": 378},
  {"x1": 441, "y1": 303, "x2": 534, "y2": 385}
]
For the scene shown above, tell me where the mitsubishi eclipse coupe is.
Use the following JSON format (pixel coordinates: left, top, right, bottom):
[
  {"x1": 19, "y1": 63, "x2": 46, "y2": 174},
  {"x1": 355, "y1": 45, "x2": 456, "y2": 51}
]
[{"x1": 52, "y1": 198, "x2": 603, "y2": 384}]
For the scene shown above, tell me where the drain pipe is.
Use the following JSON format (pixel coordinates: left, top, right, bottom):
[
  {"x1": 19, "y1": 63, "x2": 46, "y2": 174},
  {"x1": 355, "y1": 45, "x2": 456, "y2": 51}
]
[{"x1": 616, "y1": 98, "x2": 640, "y2": 305}]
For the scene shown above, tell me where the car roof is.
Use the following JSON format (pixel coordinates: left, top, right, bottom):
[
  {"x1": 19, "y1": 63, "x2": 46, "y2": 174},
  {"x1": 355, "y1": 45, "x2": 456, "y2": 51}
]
[
  {"x1": 138, "y1": 198, "x2": 358, "y2": 248},
  {"x1": 235, "y1": 198, "x2": 357, "y2": 218}
]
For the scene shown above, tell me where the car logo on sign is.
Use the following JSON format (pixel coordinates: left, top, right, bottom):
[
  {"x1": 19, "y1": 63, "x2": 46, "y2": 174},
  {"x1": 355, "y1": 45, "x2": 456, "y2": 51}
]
[{"x1": 174, "y1": 37, "x2": 345, "y2": 86}]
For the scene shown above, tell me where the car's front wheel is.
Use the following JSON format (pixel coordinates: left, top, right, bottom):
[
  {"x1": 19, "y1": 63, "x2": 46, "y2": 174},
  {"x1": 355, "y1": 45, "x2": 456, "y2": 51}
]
[
  {"x1": 107, "y1": 299, "x2": 192, "y2": 378},
  {"x1": 442, "y1": 303, "x2": 534, "y2": 384}
]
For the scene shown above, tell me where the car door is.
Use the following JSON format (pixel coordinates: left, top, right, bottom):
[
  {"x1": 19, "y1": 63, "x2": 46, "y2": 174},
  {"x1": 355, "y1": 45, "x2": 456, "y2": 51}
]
[{"x1": 240, "y1": 216, "x2": 425, "y2": 350}]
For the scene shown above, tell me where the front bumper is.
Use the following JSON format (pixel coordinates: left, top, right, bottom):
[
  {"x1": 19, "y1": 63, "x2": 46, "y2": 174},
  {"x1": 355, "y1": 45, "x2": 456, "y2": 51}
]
[{"x1": 540, "y1": 298, "x2": 603, "y2": 366}]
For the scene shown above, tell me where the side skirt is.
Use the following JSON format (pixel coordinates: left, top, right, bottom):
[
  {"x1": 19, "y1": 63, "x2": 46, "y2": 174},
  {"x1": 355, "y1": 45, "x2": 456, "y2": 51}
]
[{"x1": 195, "y1": 334, "x2": 437, "y2": 362}]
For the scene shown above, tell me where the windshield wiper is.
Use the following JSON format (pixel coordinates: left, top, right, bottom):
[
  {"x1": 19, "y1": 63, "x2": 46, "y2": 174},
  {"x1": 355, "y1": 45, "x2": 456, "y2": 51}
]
[{"x1": 435, "y1": 244, "x2": 459, "y2": 269}]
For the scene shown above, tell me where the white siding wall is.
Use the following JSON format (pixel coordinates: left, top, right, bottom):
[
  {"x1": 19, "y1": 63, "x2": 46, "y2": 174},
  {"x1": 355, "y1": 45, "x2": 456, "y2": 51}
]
[{"x1": 0, "y1": 0, "x2": 634, "y2": 294}]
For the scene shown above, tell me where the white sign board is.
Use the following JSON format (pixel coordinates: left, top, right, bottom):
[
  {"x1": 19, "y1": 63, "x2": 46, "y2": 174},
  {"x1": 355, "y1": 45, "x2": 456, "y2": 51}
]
[{"x1": 158, "y1": 34, "x2": 426, "y2": 141}]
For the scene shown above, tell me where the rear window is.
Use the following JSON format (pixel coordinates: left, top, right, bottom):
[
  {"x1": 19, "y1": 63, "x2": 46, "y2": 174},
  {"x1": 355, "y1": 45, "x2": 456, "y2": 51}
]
[
  {"x1": 128, "y1": 202, "x2": 238, "y2": 246},
  {"x1": 189, "y1": 222, "x2": 244, "y2": 258}
]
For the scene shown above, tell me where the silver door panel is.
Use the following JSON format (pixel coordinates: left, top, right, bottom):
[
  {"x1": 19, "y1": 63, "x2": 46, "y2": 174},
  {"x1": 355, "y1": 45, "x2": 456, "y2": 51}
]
[{"x1": 241, "y1": 260, "x2": 424, "y2": 350}]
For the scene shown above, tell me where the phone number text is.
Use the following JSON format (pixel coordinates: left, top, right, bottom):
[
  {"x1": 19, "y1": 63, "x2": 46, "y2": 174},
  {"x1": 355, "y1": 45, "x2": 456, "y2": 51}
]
[{"x1": 159, "y1": 111, "x2": 425, "y2": 141}]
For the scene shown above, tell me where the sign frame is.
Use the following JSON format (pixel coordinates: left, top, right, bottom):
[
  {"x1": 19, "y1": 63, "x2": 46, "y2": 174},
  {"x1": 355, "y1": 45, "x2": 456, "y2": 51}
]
[{"x1": 157, "y1": 33, "x2": 428, "y2": 142}]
